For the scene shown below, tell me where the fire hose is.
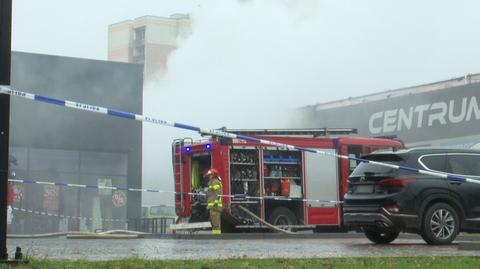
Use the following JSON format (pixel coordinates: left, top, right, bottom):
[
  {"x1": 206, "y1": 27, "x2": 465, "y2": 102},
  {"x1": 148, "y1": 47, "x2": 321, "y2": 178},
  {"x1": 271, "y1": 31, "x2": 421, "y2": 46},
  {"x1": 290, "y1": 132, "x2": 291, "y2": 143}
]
[{"x1": 237, "y1": 205, "x2": 294, "y2": 235}]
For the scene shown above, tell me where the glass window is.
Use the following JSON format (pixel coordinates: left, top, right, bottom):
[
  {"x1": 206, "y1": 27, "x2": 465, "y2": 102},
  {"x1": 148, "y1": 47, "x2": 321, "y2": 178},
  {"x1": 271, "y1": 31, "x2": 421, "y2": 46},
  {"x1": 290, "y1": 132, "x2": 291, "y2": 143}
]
[
  {"x1": 351, "y1": 154, "x2": 404, "y2": 177},
  {"x1": 134, "y1": 27, "x2": 146, "y2": 40},
  {"x1": 446, "y1": 154, "x2": 480, "y2": 176},
  {"x1": 29, "y1": 148, "x2": 79, "y2": 173},
  {"x1": 134, "y1": 46, "x2": 145, "y2": 57},
  {"x1": 349, "y1": 154, "x2": 358, "y2": 173},
  {"x1": 150, "y1": 206, "x2": 176, "y2": 217},
  {"x1": 9, "y1": 146, "x2": 28, "y2": 170},
  {"x1": 80, "y1": 151, "x2": 128, "y2": 175},
  {"x1": 419, "y1": 155, "x2": 446, "y2": 172},
  {"x1": 347, "y1": 145, "x2": 363, "y2": 174}
]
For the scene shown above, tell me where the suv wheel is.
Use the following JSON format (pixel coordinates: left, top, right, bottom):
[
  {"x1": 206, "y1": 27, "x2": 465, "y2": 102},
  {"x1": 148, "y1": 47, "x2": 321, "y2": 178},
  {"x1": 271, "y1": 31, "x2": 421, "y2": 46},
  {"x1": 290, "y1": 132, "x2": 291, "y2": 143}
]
[
  {"x1": 363, "y1": 228, "x2": 399, "y2": 244},
  {"x1": 421, "y1": 203, "x2": 459, "y2": 245}
]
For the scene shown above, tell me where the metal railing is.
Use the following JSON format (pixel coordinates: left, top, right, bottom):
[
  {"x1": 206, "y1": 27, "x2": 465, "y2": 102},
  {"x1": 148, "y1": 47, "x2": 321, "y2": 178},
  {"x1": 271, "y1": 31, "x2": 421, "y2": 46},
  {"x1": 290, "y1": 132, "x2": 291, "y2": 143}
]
[{"x1": 129, "y1": 217, "x2": 176, "y2": 234}]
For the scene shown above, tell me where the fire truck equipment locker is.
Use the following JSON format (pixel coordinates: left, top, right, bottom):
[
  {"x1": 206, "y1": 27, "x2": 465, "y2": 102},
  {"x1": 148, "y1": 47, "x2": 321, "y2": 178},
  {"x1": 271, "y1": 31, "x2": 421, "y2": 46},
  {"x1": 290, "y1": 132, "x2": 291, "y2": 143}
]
[{"x1": 304, "y1": 149, "x2": 339, "y2": 225}]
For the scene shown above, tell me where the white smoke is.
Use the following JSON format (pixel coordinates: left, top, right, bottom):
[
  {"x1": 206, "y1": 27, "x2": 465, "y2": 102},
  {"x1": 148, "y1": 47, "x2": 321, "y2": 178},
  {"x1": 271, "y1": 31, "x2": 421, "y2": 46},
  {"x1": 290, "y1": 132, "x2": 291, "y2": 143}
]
[
  {"x1": 142, "y1": 0, "x2": 326, "y2": 205},
  {"x1": 150, "y1": 0, "x2": 326, "y2": 125}
]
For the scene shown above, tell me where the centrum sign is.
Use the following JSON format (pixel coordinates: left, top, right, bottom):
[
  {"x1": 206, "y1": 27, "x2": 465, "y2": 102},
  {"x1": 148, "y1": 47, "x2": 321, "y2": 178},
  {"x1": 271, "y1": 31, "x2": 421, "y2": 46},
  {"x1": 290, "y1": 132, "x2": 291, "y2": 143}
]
[
  {"x1": 368, "y1": 96, "x2": 480, "y2": 134},
  {"x1": 300, "y1": 82, "x2": 480, "y2": 146}
]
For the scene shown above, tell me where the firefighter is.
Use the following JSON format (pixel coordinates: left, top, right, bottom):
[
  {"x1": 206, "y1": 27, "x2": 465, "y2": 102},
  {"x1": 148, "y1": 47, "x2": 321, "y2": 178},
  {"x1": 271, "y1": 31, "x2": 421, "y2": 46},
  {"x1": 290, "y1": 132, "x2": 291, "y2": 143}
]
[{"x1": 204, "y1": 168, "x2": 223, "y2": 234}]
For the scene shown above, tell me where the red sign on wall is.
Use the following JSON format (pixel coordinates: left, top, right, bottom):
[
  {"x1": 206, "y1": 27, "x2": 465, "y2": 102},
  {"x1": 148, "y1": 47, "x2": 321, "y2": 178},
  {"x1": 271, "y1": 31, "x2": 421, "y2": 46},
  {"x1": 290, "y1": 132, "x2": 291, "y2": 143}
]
[
  {"x1": 112, "y1": 191, "x2": 127, "y2": 207},
  {"x1": 13, "y1": 184, "x2": 23, "y2": 203}
]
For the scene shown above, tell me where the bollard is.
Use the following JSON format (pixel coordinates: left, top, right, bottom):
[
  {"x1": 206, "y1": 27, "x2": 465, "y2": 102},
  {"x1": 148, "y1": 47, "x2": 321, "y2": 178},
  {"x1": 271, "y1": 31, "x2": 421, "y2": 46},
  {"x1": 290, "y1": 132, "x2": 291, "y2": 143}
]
[{"x1": 14, "y1": 247, "x2": 22, "y2": 260}]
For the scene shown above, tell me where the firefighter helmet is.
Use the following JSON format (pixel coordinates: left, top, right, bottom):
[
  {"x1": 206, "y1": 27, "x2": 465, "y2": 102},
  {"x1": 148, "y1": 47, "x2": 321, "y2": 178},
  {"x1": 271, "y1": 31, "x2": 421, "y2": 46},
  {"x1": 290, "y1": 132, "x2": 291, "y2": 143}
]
[{"x1": 205, "y1": 168, "x2": 219, "y2": 177}]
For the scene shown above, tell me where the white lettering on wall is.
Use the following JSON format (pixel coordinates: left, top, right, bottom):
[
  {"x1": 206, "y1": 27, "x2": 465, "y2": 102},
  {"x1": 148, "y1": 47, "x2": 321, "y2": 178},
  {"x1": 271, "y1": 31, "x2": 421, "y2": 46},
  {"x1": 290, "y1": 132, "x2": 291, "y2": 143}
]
[
  {"x1": 368, "y1": 96, "x2": 479, "y2": 134},
  {"x1": 466, "y1": 96, "x2": 480, "y2": 121},
  {"x1": 414, "y1": 104, "x2": 430, "y2": 128},
  {"x1": 428, "y1": 102, "x2": 447, "y2": 126},
  {"x1": 369, "y1": 111, "x2": 383, "y2": 134},
  {"x1": 448, "y1": 98, "x2": 467, "y2": 123},
  {"x1": 383, "y1": 109, "x2": 398, "y2": 132},
  {"x1": 397, "y1": 107, "x2": 413, "y2": 131}
]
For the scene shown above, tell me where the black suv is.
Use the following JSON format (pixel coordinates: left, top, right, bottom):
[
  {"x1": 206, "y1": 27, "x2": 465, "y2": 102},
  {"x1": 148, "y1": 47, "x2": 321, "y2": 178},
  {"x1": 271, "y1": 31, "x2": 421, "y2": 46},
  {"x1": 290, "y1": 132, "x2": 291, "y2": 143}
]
[{"x1": 344, "y1": 148, "x2": 480, "y2": 245}]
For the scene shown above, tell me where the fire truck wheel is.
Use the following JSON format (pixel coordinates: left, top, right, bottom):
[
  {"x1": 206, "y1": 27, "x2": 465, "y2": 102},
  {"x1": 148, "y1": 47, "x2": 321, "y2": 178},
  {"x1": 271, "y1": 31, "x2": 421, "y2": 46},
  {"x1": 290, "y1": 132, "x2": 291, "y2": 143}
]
[
  {"x1": 269, "y1": 207, "x2": 297, "y2": 227},
  {"x1": 221, "y1": 222, "x2": 236, "y2": 233}
]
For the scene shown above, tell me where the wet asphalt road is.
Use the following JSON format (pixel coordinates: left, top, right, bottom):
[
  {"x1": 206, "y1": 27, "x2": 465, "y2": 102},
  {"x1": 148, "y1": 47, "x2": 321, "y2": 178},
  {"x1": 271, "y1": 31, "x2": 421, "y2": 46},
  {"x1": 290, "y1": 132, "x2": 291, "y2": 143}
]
[{"x1": 7, "y1": 234, "x2": 480, "y2": 260}]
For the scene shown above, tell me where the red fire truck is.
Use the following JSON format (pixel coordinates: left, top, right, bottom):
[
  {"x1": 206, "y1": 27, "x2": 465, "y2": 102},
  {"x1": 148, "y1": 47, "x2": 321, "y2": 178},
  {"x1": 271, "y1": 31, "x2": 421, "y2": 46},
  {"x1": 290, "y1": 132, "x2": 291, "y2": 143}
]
[{"x1": 172, "y1": 128, "x2": 404, "y2": 232}]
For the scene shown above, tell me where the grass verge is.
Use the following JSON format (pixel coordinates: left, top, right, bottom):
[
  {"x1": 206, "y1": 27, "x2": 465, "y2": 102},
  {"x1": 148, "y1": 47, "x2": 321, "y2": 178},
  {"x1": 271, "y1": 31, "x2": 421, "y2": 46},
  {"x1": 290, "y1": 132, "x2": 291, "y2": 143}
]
[{"x1": 1, "y1": 256, "x2": 480, "y2": 269}]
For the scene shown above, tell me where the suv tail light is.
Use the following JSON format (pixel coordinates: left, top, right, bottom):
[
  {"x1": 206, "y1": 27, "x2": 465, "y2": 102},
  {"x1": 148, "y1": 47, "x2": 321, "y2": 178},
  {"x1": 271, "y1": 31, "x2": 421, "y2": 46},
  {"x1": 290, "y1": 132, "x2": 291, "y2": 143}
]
[
  {"x1": 384, "y1": 204, "x2": 400, "y2": 213},
  {"x1": 379, "y1": 177, "x2": 416, "y2": 188}
]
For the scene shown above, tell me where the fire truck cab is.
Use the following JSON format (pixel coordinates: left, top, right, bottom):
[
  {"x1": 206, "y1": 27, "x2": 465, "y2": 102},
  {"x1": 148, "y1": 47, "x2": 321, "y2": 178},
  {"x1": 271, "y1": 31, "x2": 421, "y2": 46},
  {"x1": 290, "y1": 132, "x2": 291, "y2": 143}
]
[{"x1": 172, "y1": 128, "x2": 404, "y2": 232}]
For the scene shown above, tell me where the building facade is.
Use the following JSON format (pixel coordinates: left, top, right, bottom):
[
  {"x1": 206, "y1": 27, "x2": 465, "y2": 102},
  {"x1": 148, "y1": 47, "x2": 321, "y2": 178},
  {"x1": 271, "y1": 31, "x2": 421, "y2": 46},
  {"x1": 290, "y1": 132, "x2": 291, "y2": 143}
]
[
  {"x1": 9, "y1": 52, "x2": 143, "y2": 234},
  {"x1": 108, "y1": 14, "x2": 191, "y2": 83},
  {"x1": 297, "y1": 74, "x2": 480, "y2": 148}
]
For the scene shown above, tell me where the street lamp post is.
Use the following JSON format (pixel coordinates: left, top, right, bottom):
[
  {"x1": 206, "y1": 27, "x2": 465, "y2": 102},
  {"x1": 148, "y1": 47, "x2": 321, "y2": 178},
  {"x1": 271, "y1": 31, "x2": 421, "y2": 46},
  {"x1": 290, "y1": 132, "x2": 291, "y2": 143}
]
[{"x1": 0, "y1": 0, "x2": 12, "y2": 261}]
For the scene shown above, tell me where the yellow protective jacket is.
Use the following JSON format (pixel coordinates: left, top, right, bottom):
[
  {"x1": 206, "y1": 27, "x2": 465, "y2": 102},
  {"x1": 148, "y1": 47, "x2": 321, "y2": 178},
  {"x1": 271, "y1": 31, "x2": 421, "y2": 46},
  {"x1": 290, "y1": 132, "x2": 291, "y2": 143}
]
[
  {"x1": 191, "y1": 161, "x2": 200, "y2": 189},
  {"x1": 207, "y1": 176, "x2": 223, "y2": 209}
]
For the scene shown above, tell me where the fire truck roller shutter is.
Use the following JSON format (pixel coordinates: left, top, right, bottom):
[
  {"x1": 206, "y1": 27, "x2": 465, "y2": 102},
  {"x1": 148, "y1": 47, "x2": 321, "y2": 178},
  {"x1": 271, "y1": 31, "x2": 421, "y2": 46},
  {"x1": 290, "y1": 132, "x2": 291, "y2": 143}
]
[
  {"x1": 305, "y1": 149, "x2": 340, "y2": 225},
  {"x1": 305, "y1": 149, "x2": 339, "y2": 206}
]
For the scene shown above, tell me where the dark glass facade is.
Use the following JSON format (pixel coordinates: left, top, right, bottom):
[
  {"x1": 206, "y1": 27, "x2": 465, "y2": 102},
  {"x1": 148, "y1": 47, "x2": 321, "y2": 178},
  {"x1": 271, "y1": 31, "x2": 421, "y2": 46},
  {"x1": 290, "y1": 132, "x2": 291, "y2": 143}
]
[{"x1": 8, "y1": 52, "x2": 143, "y2": 233}]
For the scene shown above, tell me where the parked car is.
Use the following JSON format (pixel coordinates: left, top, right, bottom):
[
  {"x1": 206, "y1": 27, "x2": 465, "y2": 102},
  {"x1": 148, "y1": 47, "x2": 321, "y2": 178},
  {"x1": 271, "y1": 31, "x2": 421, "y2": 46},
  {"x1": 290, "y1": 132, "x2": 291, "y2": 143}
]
[
  {"x1": 142, "y1": 205, "x2": 177, "y2": 219},
  {"x1": 343, "y1": 148, "x2": 480, "y2": 245}
]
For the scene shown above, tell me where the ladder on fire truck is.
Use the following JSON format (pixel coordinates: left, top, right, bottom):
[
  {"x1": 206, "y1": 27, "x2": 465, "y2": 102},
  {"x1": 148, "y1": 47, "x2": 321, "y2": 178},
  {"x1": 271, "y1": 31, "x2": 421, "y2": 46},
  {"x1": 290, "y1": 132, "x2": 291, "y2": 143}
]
[
  {"x1": 213, "y1": 127, "x2": 358, "y2": 137},
  {"x1": 172, "y1": 138, "x2": 193, "y2": 223}
]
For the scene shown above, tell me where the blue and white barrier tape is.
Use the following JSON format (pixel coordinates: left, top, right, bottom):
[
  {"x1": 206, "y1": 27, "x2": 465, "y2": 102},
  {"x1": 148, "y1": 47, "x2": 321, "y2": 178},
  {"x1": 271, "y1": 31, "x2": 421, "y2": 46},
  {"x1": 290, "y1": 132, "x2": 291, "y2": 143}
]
[
  {"x1": 0, "y1": 86, "x2": 478, "y2": 186},
  {"x1": 8, "y1": 178, "x2": 175, "y2": 194},
  {"x1": 8, "y1": 178, "x2": 339, "y2": 204},
  {"x1": 12, "y1": 207, "x2": 126, "y2": 222}
]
